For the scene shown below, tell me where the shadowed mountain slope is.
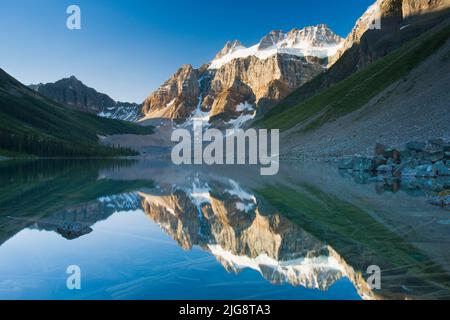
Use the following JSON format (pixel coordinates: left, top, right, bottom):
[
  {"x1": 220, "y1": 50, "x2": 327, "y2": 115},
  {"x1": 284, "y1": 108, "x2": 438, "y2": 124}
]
[{"x1": 0, "y1": 69, "x2": 153, "y2": 157}]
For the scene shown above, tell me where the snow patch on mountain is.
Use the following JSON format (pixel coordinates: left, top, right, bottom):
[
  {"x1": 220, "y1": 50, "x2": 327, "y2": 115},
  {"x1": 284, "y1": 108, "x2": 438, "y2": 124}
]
[
  {"x1": 227, "y1": 113, "x2": 256, "y2": 130},
  {"x1": 225, "y1": 179, "x2": 257, "y2": 203},
  {"x1": 97, "y1": 192, "x2": 141, "y2": 212},
  {"x1": 98, "y1": 102, "x2": 142, "y2": 122},
  {"x1": 177, "y1": 94, "x2": 211, "y2": 131},
  {"x1": 187, "y1": 178, "x2": 213, "y2": 210},
  {"x1": 235, "y1": 101, "x2": 254, "y2": 113},
  {"x1": 166, "y1": 98, "x2": 177, "y2": 108}
]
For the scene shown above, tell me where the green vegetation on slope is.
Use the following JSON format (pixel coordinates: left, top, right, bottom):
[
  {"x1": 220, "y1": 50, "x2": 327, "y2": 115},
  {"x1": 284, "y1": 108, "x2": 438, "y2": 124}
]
[
  {"x1": 255, "y1": 25, "x2": 450, "y2": 132},
  {"x1": 0, "y1": 69, "x2": 152, "y2": 157}
]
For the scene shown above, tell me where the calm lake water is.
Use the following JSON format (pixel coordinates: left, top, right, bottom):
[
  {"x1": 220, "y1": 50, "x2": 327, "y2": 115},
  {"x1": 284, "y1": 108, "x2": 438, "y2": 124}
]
[{"x1": 0, "y1": 159, "x2": 449, "y2": 300}]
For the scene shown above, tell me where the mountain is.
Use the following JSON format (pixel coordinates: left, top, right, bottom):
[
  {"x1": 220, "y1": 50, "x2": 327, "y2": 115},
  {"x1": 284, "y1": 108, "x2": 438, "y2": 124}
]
[
  {"x1": 142, "y1": 24, "x2": 344, "y2": 128},
  {"x1": 331, "y1": 0, "x2": 450, "y2": 71},
  {"x1": 0, "y1": 68, "x2": 153, "y2": 157},
  {"x1": 141, "y1": 0, "x2": 450, "y2": 131},
  {"x1": 262, "y1": 0, "x2": 450, "y2": 119},
  {"x1": 30, "y1": 76, "x2": 142, "y2": 122},
  {"x1": 255, "y1": 3, "x2": 450, "y2": 157}
]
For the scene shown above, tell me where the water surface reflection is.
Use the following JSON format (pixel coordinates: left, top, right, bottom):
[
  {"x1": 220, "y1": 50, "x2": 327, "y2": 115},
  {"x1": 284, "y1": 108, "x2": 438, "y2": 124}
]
[{"x1": 0, "y1": 159, "x2": 449, "y2": 299}]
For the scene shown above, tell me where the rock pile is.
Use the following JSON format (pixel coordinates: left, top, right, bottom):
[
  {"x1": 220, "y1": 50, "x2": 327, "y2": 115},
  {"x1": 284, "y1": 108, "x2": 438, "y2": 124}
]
[
  {"x1": 338, "y1": 139, "x2": 450, "y2": 178},
  {"x1": 338, "y1": 139, "x2": 450, "y2": 208}
]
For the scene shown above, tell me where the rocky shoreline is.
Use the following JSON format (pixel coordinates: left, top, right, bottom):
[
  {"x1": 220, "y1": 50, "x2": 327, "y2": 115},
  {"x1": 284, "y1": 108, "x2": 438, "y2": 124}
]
[{"x1": 338, "y1": 139, "x2": 450, "y2": 208}]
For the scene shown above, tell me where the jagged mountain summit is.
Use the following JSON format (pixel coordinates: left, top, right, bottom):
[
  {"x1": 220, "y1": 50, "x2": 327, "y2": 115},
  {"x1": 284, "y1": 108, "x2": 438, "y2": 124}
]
[
  {"x1": 142, "y1": 24, "x2": 344, "y2": 128},
  {"x1": 30, "y1": 76, "x2": 142, "y2": 122},
  {"x1": 209, "y1": 24, "x2": 344, "y2": 69}
]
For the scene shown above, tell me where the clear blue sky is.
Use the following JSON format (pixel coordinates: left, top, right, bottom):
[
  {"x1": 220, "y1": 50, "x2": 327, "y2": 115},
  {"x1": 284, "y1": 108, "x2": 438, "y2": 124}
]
[{"x1": 0, "y1": 0, "x2": 374, "y2": 103}]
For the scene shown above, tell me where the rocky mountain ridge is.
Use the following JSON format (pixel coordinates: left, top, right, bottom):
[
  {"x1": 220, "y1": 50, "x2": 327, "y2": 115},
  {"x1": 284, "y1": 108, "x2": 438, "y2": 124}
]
[
  {"x1": 331, "y1": 0, "x2": 450, "y2": 70},
  {"x1": 209, "y1": 24, "x2": 344, "y2": 69},
  {"x1": 30, "y1": 76, "x2": 142, "y2": 122}
]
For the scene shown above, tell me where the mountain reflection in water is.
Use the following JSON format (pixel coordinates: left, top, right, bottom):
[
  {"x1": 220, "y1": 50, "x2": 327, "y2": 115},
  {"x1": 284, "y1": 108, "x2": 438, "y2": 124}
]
[
  {"x1": 139, "y1": 178, "x2": 345, "y2": 292},
  {"x1": 0, "y1": 159, "x2": 449, "y2": 299}
]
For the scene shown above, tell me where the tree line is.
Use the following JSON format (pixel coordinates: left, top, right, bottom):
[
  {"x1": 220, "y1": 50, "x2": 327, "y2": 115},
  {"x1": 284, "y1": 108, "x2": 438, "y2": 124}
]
[{"x1": 0, "y1": 132, "x2": 138, "y2": 158}]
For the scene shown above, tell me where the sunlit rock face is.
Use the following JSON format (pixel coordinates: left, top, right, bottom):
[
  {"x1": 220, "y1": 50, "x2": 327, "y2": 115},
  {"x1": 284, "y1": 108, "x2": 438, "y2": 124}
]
[
  {"x1": 402, "y1": 0, "x2": 450, "y2": 18},
  {"x1": 138, "y1": 178, "x2": 347, "y2": 290},
  {"x1": 142, "y1": 64, "x2": 202, "y2": 120},
  {"x1": 142, "y1": 25, "x2": 342, "y2": 127}
]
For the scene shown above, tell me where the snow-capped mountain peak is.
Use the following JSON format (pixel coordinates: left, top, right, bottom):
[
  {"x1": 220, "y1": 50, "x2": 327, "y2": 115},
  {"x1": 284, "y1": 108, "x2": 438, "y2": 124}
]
[
  {"x1": 214, "y1": 40, "x2": 245, "y2": 60},
  {"x1": 209, "y1": 24, "x2": 344, "y2": 70},
  {"x1": 258, "y1": 30, "x2": 285, "y2": 50}
]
